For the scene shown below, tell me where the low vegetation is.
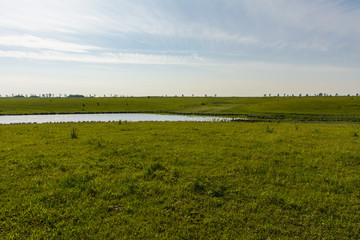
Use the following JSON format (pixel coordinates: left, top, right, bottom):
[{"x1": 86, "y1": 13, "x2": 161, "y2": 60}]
[
  {"x1": 1, "y1": 96, "x2": 360, "y2": 121},
  {"x1": 1, "y1": 121, "x2": 360, "y2": 239}
]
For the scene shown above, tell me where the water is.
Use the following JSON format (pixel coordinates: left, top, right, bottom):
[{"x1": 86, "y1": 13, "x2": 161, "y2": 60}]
[{"x1": 0, "y1": 113, "x2": 231, "y2": 124}]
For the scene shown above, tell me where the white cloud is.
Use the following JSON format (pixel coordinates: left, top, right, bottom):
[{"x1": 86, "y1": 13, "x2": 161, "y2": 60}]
[
  {"x1": 2, "y1": 0, "x2": 357, "y2": 53},
  {"x1": 0, "y1": 0, "x2": 258, "y2": 47},
  {"x1": 0, "y1": 46, "x2": 357, "y2": 75},
  {"x1": 0, "y1": 0, "x2": 359, "y2": 67},
  {"x1": 0, "y1": 50, "x2": 206, "y2": 65},
  {"x1": 229, "y1": 61, "x2": 358, "y2": 74},
  {"x1": 0, "y1": 35, "x2": 101, "y2": 53},
  {"x1": 0, "y1": 0, "x2": 98, "y2": 33}
]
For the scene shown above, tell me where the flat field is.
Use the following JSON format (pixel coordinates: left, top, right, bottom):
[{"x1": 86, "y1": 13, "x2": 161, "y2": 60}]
[
  {"x1": 1, "y1": 96, "x2": 360, "y2": 121},
  {"x1": 1, "y1": 121, "x2": 360, "y2": 239}
]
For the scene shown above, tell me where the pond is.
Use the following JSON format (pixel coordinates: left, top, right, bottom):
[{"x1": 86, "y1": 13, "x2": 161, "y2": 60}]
[{"x1": 0, "y1": 113, "x2": 232, "y2": 124}]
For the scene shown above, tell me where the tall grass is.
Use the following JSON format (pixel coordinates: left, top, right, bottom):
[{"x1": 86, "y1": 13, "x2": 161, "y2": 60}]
[{"x1": 70, "y1": 127, "x2": 78, "y2": 139}]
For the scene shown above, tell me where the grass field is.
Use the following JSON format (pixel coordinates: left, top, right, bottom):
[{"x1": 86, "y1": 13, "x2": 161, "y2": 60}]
[
  {"x1": 1, "y1": 121, "x2": 360, "y2": 239},
  {"x1": 1, "y1": 96, "x2": 360, "y2": 121}
]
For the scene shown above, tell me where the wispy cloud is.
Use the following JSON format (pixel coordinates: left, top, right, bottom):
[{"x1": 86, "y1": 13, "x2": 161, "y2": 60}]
[
  {"x1": 2, "y1": 0, "x2": 358, "y2": 52},
  {"x1": 2, "y1": 48, "x2": 356, "y2": 76},
  {"x1": 0, "y1": 0, "x2": 359, "y2": 96},
  {"x1": 242, "y1": 0, "x2": 360, "y2": 37},
  {"x1": 0, "y1": 35, "x2": 101, "y2": 53},
  {"x1": 0, "y1": 1, "x2": 258, "y2": 47},
  {"x1": 0, "y1": 0, "x2": 101, "y2": 33},
  {"x1": 0, "y1": 50, "x2": 206, "y2": 65},
  {"x1": 227, "y1": 60, "x2": 359, "y2": 74}
]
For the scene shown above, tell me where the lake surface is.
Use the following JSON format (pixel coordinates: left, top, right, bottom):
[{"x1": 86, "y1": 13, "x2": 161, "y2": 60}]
[{"x1": 0, "y1": 113, "x2": 231, "y2": 124}]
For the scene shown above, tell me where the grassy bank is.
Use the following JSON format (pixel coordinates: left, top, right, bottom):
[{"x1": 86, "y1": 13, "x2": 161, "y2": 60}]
[
  {"x1": 1, "y1": 121, "x2": 360, "y2": 239},
  {"x1": 1, "y1": 96, "x2": 360, "y2": 121}
]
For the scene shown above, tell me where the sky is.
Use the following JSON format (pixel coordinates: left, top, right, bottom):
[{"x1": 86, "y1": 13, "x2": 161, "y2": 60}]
[{"x1": 0, "y1": 0, "x2": 359, "y2": 97}]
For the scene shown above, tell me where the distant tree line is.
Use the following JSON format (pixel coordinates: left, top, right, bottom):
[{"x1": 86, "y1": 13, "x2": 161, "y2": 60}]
[
  {"x1": 0, "y1": 93, "x2": 220, "y2": 98},
  {"x1": 1, "y1": 93, "x2": 359, "y2": 98},
  {"x1": 67, "y1": 94, "x2": 85, "y2": 98},
  {"x1": 263, "y1": 93, "x2": 360, "y2": 97}
]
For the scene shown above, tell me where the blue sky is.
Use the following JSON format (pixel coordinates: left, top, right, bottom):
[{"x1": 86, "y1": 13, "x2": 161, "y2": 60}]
[{"x1": 0, "y1": 0, "x2": 359, "y2": 96}]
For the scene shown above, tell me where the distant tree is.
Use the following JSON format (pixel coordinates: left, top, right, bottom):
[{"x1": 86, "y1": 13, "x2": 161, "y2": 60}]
[
  {"x1": 264, "y1": 94, "x2": 267, "y2": 97},
  {"x1": 67, "y1": 94, "x2": 85, "y2": 98}
]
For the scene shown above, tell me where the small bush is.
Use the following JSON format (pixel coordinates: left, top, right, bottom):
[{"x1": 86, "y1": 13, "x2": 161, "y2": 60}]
[
  {"x1": 71, "y1": 128, "x2": 78, "y2": 139},
  {"x1": 59, "y1": 164, "x2": 67, "y2": 172},
  {"x1": 193, "y1": 179, "x2": 205, "y2": 193},
  {"x1": 208, "y1": 184, "x2": 226, "y2": 197},
  {"x1": 97, "y1": 138, "x2": 104, "y2": 148},
  {"x1": 145, "y1": 162, "x2": 167, "y2": 179},
  {"x1": 266, "y1": 124, "x2": 275, "y2": 133}
]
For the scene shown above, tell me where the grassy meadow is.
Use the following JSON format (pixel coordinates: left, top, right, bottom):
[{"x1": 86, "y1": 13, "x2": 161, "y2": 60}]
[
  {"x1": 1, "y1": 121, "x2": 360, "y2": 239},
  {"x1": 1, "y1": 97, "x2": 360, "y2": 239},
  {"x1": 1, "y1": 96, "x2": 360, "y2": 121}
]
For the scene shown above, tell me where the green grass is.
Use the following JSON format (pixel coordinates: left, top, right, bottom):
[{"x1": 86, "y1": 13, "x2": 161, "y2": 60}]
[
  {"x1": 1, "y1": 121, "x2": 360, "y2": 239},
  {"x1": 1, "y1": 96, "x2": 360, "y2": 121}
]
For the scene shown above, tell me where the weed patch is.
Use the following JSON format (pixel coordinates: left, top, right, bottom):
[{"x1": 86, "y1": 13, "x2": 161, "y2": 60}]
[{"x1": 70, "y1": 127, "x2": 78, "y2": 139}]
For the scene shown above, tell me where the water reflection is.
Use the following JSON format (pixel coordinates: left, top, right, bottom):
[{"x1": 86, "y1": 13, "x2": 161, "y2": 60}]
[{"x1": 0, "y1": 113, "x2": 231, "y2": 124}]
